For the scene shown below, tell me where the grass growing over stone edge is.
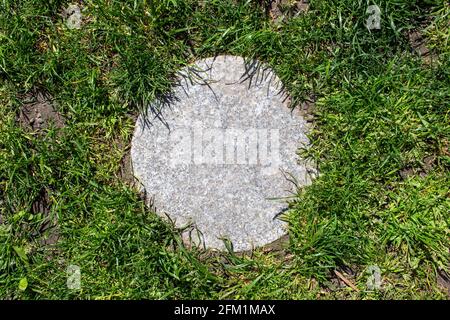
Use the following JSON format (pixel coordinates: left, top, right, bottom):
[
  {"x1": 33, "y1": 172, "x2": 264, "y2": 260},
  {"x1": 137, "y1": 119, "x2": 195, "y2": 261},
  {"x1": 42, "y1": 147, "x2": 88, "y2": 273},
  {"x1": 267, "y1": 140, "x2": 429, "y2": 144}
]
[{"x1": 0, "y1": 0, "x2": 449, "y2": 299}]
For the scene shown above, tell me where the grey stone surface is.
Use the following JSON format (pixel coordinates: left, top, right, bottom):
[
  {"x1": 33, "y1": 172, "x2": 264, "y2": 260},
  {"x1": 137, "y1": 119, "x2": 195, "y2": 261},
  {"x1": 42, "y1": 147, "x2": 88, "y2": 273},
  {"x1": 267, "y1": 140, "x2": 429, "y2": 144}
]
[{"x1": 131, "y1": 55, "x2": 314, "y2": 251}]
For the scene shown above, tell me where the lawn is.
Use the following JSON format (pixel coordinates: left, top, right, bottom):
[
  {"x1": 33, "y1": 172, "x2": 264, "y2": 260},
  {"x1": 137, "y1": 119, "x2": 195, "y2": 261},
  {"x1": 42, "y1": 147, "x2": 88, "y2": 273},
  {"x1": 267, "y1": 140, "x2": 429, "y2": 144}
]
[{"x1": 0, "y1": 0, "x2": 449, "y2": 299}]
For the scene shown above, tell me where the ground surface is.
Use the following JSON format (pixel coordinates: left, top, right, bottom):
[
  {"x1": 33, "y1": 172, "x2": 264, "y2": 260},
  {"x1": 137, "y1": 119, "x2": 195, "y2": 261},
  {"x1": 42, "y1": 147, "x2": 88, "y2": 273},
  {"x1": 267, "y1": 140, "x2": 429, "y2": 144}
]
[{"x1": 0, "y1": 0, "x2": 449, "y2": 299}]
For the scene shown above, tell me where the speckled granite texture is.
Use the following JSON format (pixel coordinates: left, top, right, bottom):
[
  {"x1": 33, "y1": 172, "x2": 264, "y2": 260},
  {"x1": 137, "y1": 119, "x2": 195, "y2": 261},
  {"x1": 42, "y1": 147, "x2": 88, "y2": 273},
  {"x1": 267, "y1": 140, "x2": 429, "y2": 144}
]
[{"x1": 131, "y1": 55, "x2": 314, "y2": 251}]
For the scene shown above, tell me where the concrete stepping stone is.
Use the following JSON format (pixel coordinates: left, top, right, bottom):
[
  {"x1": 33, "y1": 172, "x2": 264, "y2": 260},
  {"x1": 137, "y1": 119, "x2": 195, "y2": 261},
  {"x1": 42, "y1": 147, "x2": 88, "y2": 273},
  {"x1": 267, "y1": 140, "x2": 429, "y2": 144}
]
[{"x1": 131, "y1": 55, "x2": 314, "y2": 251}]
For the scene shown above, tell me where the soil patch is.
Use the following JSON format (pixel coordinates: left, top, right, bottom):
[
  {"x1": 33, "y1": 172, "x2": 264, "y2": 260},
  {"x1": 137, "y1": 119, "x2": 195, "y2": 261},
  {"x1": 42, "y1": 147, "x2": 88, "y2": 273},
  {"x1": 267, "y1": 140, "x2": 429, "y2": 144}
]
[
  {"x1": 17, "y1": 90, "x2": 65, "y2": 132},
  {"x1": 269, "y1": 0, "x2": 310, "y2": 23}
]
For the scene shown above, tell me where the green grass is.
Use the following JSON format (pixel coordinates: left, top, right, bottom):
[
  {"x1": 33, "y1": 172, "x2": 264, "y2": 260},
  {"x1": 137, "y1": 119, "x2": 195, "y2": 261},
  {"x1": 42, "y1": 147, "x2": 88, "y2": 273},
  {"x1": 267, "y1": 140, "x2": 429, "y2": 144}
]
[{"x1": 0, "y1": 0, "x2": 449, "y2": 299}]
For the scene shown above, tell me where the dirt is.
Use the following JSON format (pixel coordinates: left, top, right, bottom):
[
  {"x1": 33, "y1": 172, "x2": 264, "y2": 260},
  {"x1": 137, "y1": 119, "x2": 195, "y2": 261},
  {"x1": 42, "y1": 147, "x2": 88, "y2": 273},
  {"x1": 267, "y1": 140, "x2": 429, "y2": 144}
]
[
  {"x1": 436, "y1": 248, "x2": 450, "y2": 298},
  {"x1": 116, "y1": 113, "x2": 139, "y2": 187},
  {"x1": 399, "y1": 155, "x2": 437, "y2": 180},
  {"x1": 257, "y1": 234, "x2": 295, "y2": 262},
  {"x1": 269, "y1": 0, "x2": 310, "y2": 23},
  {"x1": 180, "y1": 228, "x2": 291, "y2": 262},
  {"x1": 409, "y1": 30, "x2": 430, "y2": 54},
  {"x1": 407, "y1": 28, "x2": 437, "y2": 65},
  {"x1": 119, "y1": 150, "x2": 133, "y2": 180},
  {"x1": 17, "y1": 90, "x2": 65, "y2": 132},
  {"x1": 29, "y1": 188, "x2": 60, "y2": 247},
  {"x1": 297, "y1": 95, "x2": 317, "y2": 123},
  {"x1": 437, "y1": 269, "x2": 450, "y2": 297},
  {"x1": 117, "y1": 141, "x2": 136, "y2": 187},
  {"x1": 15, "y1": 90, "x2": 63, "y2": 248}
]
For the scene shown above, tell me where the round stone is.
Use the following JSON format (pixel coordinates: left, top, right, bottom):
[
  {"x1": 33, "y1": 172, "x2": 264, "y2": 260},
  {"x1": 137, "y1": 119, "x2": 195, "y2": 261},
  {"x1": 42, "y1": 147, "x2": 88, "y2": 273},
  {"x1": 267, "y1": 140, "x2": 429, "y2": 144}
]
[{"x1": 131, "y1": 55, "x2": 314, "y2": 251}]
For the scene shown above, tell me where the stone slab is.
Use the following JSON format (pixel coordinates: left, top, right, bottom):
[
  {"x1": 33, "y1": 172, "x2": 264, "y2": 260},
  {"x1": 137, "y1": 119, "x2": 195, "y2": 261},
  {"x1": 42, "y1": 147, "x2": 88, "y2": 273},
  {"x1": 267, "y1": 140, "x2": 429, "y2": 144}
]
[{"x1": 131, "y1": 55, "x2": 314, "y2": 251}]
